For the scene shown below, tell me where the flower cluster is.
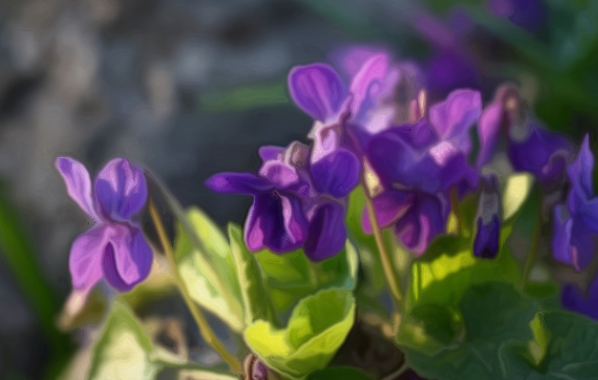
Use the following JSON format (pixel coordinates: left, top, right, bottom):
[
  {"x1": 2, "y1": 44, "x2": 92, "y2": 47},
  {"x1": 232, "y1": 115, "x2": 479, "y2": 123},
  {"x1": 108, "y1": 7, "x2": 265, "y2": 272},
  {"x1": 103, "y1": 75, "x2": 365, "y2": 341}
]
[{"x1": 207, "y1": 49, "x2": 583, "y2": 262}]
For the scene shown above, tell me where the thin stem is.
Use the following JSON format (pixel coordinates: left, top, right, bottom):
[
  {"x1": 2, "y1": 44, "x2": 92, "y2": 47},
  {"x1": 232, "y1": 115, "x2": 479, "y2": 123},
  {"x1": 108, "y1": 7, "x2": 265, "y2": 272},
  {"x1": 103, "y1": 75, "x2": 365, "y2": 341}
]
[
  {"x1": 381, "y1": 360, "x2": 410, "y2": 380},
  {"x1": 450, "y1": 187, "x2": 465, "y2": 236},
  {"x1": 521, "y1": 216, "x2": 541, "y2": 291},
  {"x1": 148, "y1": 199, "x2": 242, "y2": 374},
  {"x1": 362, "y1": 185, "x2": 404, "y2": 310}
]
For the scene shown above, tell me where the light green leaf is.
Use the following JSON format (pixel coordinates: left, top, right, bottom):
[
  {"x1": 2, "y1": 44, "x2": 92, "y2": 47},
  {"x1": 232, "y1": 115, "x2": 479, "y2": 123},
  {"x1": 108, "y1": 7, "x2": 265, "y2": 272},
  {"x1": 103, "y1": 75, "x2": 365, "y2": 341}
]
[
  {"x1": 254, "y1": 241, "x2": 358, "y2": 319},
  {"x1": 228, "y1": 222, "x2": 272, "y2": 325},
  {"x1": 174, "y1": 208, "x2": 244, "y2": 332},
  {"x1": 245, "y1": 288, "x2": 356, "y2": 380},
  {"x1": 87, "y1": 302, "x2": 158, "y2": 380},
  {"x1": 407, "y1": 239, "x2": 520, "y2": 310},
  {"x1": 502, "y1": 173, "x2": 534, "y2": 221}
]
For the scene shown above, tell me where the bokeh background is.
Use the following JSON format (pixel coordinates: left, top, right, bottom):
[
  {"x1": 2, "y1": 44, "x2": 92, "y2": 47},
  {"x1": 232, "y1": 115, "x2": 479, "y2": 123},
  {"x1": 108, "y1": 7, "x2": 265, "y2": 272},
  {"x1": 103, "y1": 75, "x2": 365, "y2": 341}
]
[{"x1": 0, "y1": 0, "x2": 596, "y2": 378}]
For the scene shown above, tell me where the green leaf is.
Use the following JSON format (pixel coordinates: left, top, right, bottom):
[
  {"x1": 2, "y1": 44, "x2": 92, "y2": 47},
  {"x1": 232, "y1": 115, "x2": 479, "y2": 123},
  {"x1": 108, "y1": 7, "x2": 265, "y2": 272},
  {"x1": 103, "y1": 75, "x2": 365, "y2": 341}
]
[
  {"x1": 502, "y1": 311, "x2": 598, "y2": 379},
  {"x1": 254, "y1": 241, "x2": 358, "y2": 320},
  {"x1": 400, "y1": 282, "x2": 541, "y2": 380},
  {"x1": 87, "y1": 302, "x2": 158, "y2": 380},
  {"x1": 86, "y1": 302, "x2": 238, "y2": 380},
  {"x1": 228, "y1": 222, "x2": 272, "y2": 325},
  {"x1": 306, "y1": 366, "x2": 373, "y2": 380},
  {"x1": 406, "y1": 239, "x2": 520, "y2": 310},
  {"x1": 245, "y1": 288, "x2": 356, "y2": 380},
  {"x1": 174, "y1": 208, "x2": 244, "y2": 332},
  {"x1": 501, "y1": 173, "x2": 534, "y2": 221}
]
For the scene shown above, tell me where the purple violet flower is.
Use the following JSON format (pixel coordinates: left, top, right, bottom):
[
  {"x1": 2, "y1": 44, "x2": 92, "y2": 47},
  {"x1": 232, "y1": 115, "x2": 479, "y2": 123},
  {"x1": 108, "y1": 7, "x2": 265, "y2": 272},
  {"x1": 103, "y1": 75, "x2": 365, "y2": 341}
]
[
  {"x1": 367, "y1": 89, "x2": 481, "y2": 195},
  {"x1": 473, "y1": 176, "x2": 502, "y2": 259},
  {"x1": 562, "y1": 275, "x2": 598, "y2": 320},
  {"x1": 206, "y1": 142, "x2": 347, "y2": 261},
  {"x1": 552, "y1": 135, "x2": 598, "y2": 270},
  {"x1": 477, "y1": 85, "x2": 574, "y2": 186},
  {"x1": 55, "y1": 157, "x2": 152, "y2": 296}
]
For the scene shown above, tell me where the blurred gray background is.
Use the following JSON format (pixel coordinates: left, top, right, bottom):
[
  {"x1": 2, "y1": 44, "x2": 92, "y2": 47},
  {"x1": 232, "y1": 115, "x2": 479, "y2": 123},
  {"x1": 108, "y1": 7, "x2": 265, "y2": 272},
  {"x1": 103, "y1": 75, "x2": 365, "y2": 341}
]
[{"x1": 1, "y1": 0, "x2": 596, "y2": 378}]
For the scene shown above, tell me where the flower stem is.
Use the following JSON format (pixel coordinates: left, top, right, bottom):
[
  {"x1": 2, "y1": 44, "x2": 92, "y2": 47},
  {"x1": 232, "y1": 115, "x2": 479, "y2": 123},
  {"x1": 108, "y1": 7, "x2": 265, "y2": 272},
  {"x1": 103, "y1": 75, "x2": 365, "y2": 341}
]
[
  {"x1": 521, "y1": 217, "x2": 540, "y2": 291},
  {"x1": 148, "y1": 199, "x2": 242, "y2": 374},
  {"x1": 450, "y1": 187, "x2": 465, "y2": 235},
  {"x1": 362, "y1": 185, "x2": 404, "y2": 310}
]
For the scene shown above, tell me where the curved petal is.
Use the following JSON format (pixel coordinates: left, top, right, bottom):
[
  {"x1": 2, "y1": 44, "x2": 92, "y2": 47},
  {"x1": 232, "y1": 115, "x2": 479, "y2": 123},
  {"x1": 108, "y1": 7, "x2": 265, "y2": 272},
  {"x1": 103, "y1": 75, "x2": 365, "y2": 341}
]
[
  {"x1": 561, "y1": 276, "x2": 598, "y2": 320},
  {"x1": 55, "y1": 157, "x2": 101, "y2": 221},
  {"x1": 244, "y1": 193, "x2": 308, "y2": 253},
  {"x1": 304, "y1": 202, "x2": 347, "y2": 261},
  {"x1": 568, "y1": 134, "x2": 594, "y2": 200},
  {"x1": 349, "y1": 53, "x2": 390, "y2": 121},
  {"x1": 551, "y1": 205, "x2": 576, "y2": 268},
  {"x1": 259, "y1": 160, "x2": 299, "y2": 189},
  {"x1": 368, "y1": 124, "x2": 476, "y2": 193},
  {"x1": 205, "y1": 172, "x2": 274, "y2": 194},
  {"x1": 101, "y1": 224, "x2": 153, "y2": 292},
  {"x1": 94, "y1": 158, "x2": 148, "y2": 221},
  {"x1": 429, "y1": 89, "x2": 482, "y2": 153},
  {"x1": 69, "y1": 224, "x2": 110, "y2": 292},
  {"x1": 258, "y1": 146, "x2": 285, "y2": 162},
  {"x1": 476, "y1": 102, "x2": 503, "y2": 167},
  {"x1": 288, "y1": 63, "x2": 347, "y2": 122},
  {"x1": 394, "y1": 194, "x2": 448, "y2": 256},
  {"x1": 508, "y1": 125, "x2": 572, "y2": 185},
  {"x1": 362, "y1": 190, "x2": 416, "y2": 233},
  {"x1": 310, "y1": 149, "x2": 361, "y2": 198}
]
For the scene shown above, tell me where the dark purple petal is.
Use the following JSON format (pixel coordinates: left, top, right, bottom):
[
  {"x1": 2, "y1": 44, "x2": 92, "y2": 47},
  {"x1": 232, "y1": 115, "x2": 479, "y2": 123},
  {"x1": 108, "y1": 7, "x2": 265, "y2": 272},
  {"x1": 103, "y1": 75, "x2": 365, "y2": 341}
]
[
  {"x1": 258, "y1": 146, "x2": 284, "y2": 162},
  {"x1": 561, "y1": 276, "x2": 598, "y2": 320},
  {"x1": 429, "y1": 89, "x2": 482, "y2": 153},
  {"x1": 473, "y1": 214, "x2": 500, "y2": 258},
  {"x1": 488, "y1": 0, "x2": 547, "y2": 32},
  {"x1": 101, "y1": 224, "x2": 153, "y2": 292},
  {"x1": 349, "y1": 53, "x2": 390, "y2": 121},
  {"x1": 330, "y1": 45, "x2": 388, "y2": 77},
  {"x1": 569, "y1": 217, "x2": 596, "y2": 271},
  {"x1": 567, "y1": 134, "x2": 594, "y2": 201},
  {"x1": 476, "y1": 102, "x2": 503, "y2": 167},
  {"x1": 368, "y1": 123, "x2": 477, "y2": 193},
  {"x1": 252, "y1": 359, "x2": 268, "y2": 380},
  {"x1": 362, "y1": 190, "x2": 416, "y2": 233},
  {"x1": 304, "y1": 202, "x2": 347, "y2": 261},
  {"x1": 206, "y1": 172, "x2": 274, "y2": 195},
  {"x1": 94, "y1": 158, "x2": 148, "y2": 221},
  {"x1": 69, "y1": 224, "x2": 110, "y2": 292},
  {"x1": 394, "y1": 194, "x2": 448, "y2": 256},
  {"x1": 310, "y1": 149, "x2": 361, "y2": 198},
  {"x1": 508, "y1": 125, "x2": 572, "y2": 185},
  {"x1": 55, "y1": 157, "x2": 101, "y2": 221},
  {"x1": 288, "y1": 63, "x2": 347, "y2": 122},
  {"x1": 244, "y1": 193, "x2": 308, "y2": 253},
  {"x1": 427, "y1": 52, "x2": 478, "y2": 98}
]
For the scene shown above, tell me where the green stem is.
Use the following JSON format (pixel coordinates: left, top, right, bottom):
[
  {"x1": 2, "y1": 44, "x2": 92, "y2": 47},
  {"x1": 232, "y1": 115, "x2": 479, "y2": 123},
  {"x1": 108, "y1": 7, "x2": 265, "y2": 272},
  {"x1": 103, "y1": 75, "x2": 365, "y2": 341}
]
[
  {"x1": 450, "y1": 187, "x2": 465, "y2": 236},
  {"x1": 149, "y1": 199, "x2": 242, "y2": 374},
  {"x1": 362, "y1": 184, "x2": 404, "y2": 311},
  {"x1": 521, "y1": 216, "x2": 541, "y2": 291}
]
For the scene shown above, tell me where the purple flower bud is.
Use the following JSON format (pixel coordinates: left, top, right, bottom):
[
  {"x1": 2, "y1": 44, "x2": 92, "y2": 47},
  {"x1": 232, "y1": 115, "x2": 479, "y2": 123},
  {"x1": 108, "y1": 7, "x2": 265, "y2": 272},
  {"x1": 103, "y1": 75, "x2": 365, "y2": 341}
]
[
  {"x1": 551, "y1": 135, "x2": 598, "y2": 271},
  {"x1": 473, "y1": 176, "x2": 502, "y2": 259},
  {"x1": 56, "y1": 157, "x2": 152, "y2": 296}
]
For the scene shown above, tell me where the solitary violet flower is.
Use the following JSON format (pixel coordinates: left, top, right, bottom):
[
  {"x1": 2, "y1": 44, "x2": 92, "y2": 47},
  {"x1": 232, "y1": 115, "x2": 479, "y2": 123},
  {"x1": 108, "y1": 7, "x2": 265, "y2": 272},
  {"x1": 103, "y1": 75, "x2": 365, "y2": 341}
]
[
  {"x1": 561, "y1": 275, "x2": 598, "y2": 320},
  {"x1": 55, "y1": 157, "x2": 152, "y2": 296},
  {"x1": 206, "y1": 142, "x2": 346, "y2": 261},
  {"x1": 552, "y1": 135, "x2": 598, "y2": 270},
  {"x1": 473, "y1": 176, "x2": 502, "y2": 258}
]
